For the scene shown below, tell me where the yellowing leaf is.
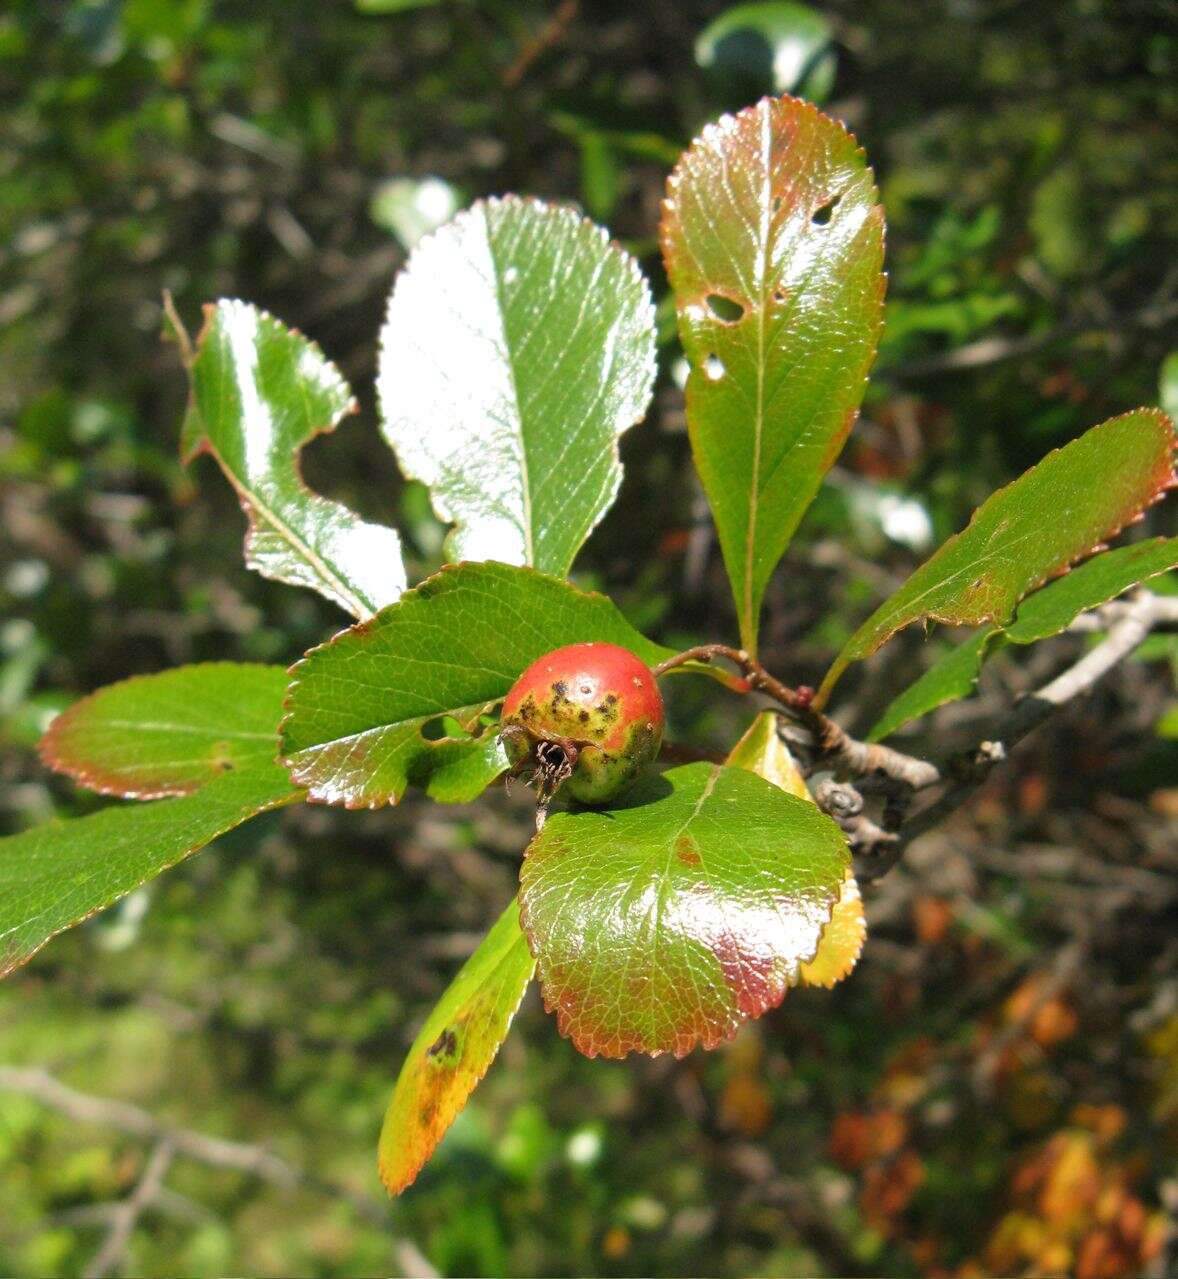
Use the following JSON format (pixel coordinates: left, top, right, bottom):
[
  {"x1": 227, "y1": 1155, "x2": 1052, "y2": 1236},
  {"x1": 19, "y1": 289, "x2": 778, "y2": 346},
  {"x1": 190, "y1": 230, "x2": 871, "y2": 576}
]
[
  {"x1": 796, "y1": 873, "x2": 865, "y2": 988},
  {"x1": 727, "y1": 712, "x2": 865, "y2": 988},
  {"x1": 378, "y1": 898, "x2": 535, "y2": 1195}
]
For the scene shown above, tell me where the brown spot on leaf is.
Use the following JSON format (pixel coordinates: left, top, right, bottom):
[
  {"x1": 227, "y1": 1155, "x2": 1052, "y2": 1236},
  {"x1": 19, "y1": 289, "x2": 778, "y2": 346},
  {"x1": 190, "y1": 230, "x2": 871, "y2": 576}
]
[
  {"x1": 426, "y1": 1027, "x2": 460, "y2": 1065},
  {"x1": 676, "y1": 834, "x2": 701, "y2": 866}
]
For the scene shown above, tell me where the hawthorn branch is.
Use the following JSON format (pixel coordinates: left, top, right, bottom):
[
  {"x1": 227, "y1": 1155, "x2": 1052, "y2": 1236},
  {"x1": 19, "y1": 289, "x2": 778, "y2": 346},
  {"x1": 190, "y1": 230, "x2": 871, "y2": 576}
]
[
  {"x1": 864, "y1": 591, "x2": 1178, "y2": 877},
  {"x1": 653, "y1": 643, "x2": 939, "y2": 787},
  {"x1": 84, "y1": 1138, "x2": 175, "y2": 1279},
  {"x1": 654, "y1": 592, "x2": 1178, "y2": 876}
]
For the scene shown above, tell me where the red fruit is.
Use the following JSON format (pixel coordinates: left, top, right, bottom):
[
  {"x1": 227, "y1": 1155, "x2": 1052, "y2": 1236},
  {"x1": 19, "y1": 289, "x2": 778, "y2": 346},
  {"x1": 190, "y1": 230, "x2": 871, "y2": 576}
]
[{"x1": 500, "y1": 642, "x2": 664, "y2": 804}]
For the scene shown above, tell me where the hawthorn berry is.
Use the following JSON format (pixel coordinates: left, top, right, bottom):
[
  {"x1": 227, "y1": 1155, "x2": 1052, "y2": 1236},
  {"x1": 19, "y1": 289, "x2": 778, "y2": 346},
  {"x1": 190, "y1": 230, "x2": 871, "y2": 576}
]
[{"x1": 500, "y1": 642, "x2": 664, "y2": 805}]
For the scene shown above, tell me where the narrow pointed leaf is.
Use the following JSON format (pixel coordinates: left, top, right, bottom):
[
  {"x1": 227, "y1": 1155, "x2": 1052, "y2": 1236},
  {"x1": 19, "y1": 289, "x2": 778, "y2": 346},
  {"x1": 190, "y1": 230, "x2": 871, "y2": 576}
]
[
  {"x1": 869, "y1": 535, "x2": 1178, "y2": 739},
  {"x1": 519, "y1": 762, "x2": 849, "y2": 1059},
  {"x1": 1004, "y1": 536, "x2": 1178, "y2": 644},
  {"x1": 378, "y1": 196, "x2": 657, "y2": 577},
  {"x1": 727, "y1": 712, "x2": 864, "y2": 988},
  {"x1": 0, "y1": 761, "x2": 300, "y2": 980},
  {"x1": 379, "y1": 898, "x2": 535, "y2": 1196},
  {"x1": 867, "y1": 630, "x2": 997, "y2": 742},
  {"x1": 819, "y1": 409, "x2": 1176, "y2": 704},
  {"x1": 40, "y1": 664, "x2": 287, "y2": 799},
  {"x1": 183, "y1": 299, "x2": 406, "y2": 618},
  {"x1": 661, "y1": 95, "x2": 885, "y2": 655},
  {"x1": 280, "y1": 561, "x2": 672, "y2": 808}
]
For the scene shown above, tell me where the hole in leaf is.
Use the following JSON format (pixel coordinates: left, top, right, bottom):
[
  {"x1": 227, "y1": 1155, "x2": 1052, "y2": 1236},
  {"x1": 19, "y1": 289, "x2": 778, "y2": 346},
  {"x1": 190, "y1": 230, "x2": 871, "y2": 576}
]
[
  {"x1": 503, "y1": 266, "x2": 519, "y2": 285},
  {"x1": 706, "y1": 293, "x2": 745, "y2": 323},
  {"x1": 772, "y1": 287, "x2": 787, "y2": 304},
  {"x1": 704, "y1": 354, "x2": 725, "y2": 381},
  {"x1": 421, "y1": 716, "x2": 448, "y2": 741},
  {"x1": 812, "y1": 193, "x2": 842, "y2": 225}
]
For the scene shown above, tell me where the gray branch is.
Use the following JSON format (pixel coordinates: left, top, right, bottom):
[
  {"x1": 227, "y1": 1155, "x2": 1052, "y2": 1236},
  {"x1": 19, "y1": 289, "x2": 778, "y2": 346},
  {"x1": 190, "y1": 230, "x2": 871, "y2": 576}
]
[
  {"x1": 0, "y1": 1065, "x2": 437, "y2": 1279},
  {"x1": 851, "y1": 591, "x2": 1178, "y2": 876}
]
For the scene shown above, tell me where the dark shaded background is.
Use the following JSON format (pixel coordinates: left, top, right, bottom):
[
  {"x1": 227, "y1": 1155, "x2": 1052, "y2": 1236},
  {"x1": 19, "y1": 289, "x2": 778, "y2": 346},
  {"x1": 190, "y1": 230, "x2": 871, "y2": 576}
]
[{"x1": 1, "y1": 1, "x2": 1176, "y2": 1275}]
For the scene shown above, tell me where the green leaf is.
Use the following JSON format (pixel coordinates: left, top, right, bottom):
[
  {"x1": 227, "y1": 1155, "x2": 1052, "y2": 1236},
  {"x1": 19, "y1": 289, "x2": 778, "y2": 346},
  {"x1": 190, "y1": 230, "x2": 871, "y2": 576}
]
[
  {"x1": 182, "y1": 299, "x2": 406, "y2": 618},
  {"x1": 378, "y1": 898, "x2": 535, "y2": 1196},
  {"x1": 280, "y1": 561, "x2": 673, "y2": 808},
  {"x1": 0, "y1": 762, "x2": 300, "y2": 980},
  {"x1": 1005, "y1": 537, "x2": 1178, "y2": 644},
  {"x1": 696, "y1": 3, "x2": 838, "y2": 108},
  {"x1": 1160, "y1": 352, "x2": 1178, "y2": 420},
  {"x1": 869, "y1": 538, "x2": 1178, "y2": 739},
  {"x1": 377, "y1": 197, "x2": 656, "y2": 578},
  {"x1": 819, "y1": 409, "x2": 1176, "y2": 705},
  {"x1": 356, "y1": 0, "x2": 443, "y2": 13},
  {"x1": 369, "y1": 175, "x2": 462, "y2": 249},
  {"x1": 39, "y1": 664, "x2": 287, "y2": 799},
  {"x1": 868, "y1": 630, "x2": 997, "y2": 742},
  {"x1": 661, "y1": 95, "x2": 885, "y2": 655},
  {"x1": 518, "y1": 762, "x2": 849, "y2": 1058}
]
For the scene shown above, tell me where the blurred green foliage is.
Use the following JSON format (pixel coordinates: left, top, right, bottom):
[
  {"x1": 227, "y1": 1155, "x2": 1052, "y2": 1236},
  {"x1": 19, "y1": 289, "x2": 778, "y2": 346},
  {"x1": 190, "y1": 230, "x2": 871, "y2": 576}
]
[{"x1": 1, "y1": 1, "x2": 1176, "y2": 1276}]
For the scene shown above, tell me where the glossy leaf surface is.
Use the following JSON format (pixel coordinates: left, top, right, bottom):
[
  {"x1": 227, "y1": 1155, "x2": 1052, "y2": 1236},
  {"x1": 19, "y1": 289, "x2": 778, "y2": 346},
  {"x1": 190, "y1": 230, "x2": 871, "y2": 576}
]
[
  {"x1": 819, "y1": 409, "x2": 1175, "y2": 704},
  {"x1": 281, "y1": 562, "x2": 672, "y2": 808},
  {"x1": 0, "y1": 762, "x2": 299, "y2": 980},
  {"x1": 661, "y1": 95, "x2": 885, "y2": 654},
  {"x1": 183, "y1": 299, "x2": 406, "y2": 618},
  {"x1": 727, "y1": 712, "x2": 864, "y2": 988},
  {"x1": 869, "y1": 537, "x2": 1178, "y2": 740},
  {"x1": 379, "y1": 898, "x2": 535, "y2": 1195},
  {"x1": 378, "y1": 197, "x2": 656, "y2": 577},
  {"x1": 40, "y1": 664, "x2": 287, "y2": 799},
  {"x1": 519, "y1": 762, "x2": 849, "y2": 1058}
]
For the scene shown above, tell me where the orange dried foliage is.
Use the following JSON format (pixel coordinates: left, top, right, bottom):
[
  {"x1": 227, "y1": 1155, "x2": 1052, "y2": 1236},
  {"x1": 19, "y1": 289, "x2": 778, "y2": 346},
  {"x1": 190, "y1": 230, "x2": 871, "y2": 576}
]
[
  {"x1": 860, "y1": 1148, "x2": 925, "y2": 1235},
  {"x1": 829, "y1": 1108, "x2": 908, "y2": 1171},
  {"x1": 601, "y1": 1226, "x2": 631, "y2": 1260},
  {"x1": 975, "y1": 1131, "x2": 1166, "y2": 1279},
  {"x1": 1004, "y1": 975, "x2": 1079, "y2": 1050},
  {"x1": 913, "y1": 895, "x2": 954, "y2": 944}
]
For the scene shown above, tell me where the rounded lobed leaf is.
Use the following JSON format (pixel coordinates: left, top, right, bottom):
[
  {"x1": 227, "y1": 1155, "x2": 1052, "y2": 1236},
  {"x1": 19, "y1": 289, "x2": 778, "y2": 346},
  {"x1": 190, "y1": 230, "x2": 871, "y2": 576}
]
[
  {"x1": 40, "y1": 663, "x2": 288, "y2": 799},
  {"x1": 378, "y1": 196, "x2": 657, "y2": 579},
  {"x1": 519, "y1": 761, "x2": 849, "y2": 1059}
]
